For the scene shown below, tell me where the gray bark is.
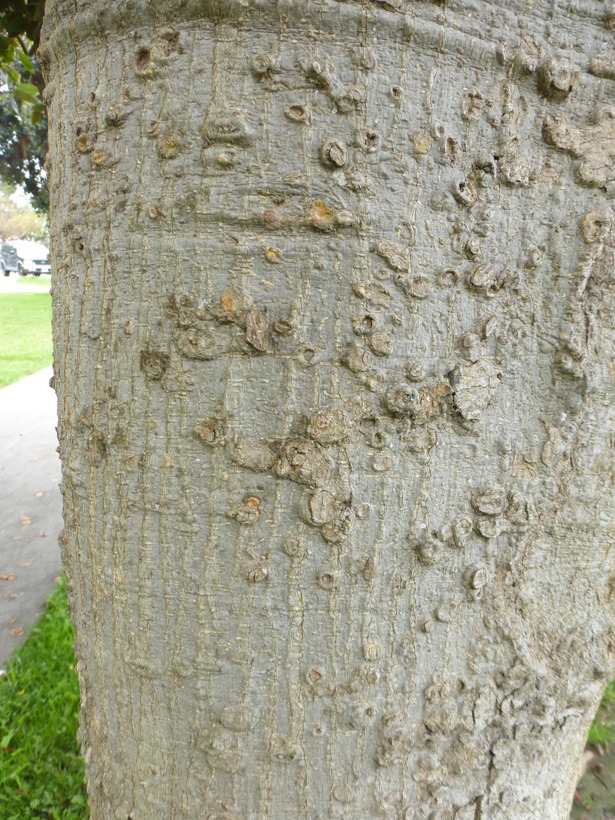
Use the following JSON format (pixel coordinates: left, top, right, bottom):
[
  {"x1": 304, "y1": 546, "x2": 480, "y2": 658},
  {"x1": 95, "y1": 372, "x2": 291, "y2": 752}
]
[{"x1": 41, "y1": 1, "x2": 615, "y2": 817}]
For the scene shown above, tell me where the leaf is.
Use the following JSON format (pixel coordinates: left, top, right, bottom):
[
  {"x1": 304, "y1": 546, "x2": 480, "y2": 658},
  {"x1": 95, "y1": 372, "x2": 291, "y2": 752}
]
[
  {"x1": 16, "y1": 50, "x2": 34, "y2": 73},
  {"x1": 13, "y1": 87, "x2": 38, "y2": 105},
  {"x1": 14, "y1": 82, "x2": 40, "y2": 106},
  {"x1": 31, "y1": 107, "x2": 42, "y2": 125},
  {"x1": 1, "y1": 574, "x2": 17, "y2": 582},
  {"x1": 17, "y1": 82, "x2": 39, "y2": 97}
]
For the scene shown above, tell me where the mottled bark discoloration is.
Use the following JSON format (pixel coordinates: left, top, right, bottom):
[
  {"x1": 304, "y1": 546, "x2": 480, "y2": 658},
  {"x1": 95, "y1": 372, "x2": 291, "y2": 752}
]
[{"x1": 42, "y1": 0, "x2": 615, "y2": 817}]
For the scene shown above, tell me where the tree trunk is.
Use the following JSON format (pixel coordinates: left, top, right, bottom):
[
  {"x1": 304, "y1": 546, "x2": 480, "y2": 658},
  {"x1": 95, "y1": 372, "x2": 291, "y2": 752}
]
[{"x1": 41, "y1": 1, "x2": 615, "y2": 817}]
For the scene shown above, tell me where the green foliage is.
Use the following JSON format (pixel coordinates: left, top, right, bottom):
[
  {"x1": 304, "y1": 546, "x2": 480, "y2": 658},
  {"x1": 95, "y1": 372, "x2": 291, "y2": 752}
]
[
  {"x1": 0, "y1": 3, "x2": 48, "y2": 211},
  {"x1": 0, "y1": 577, "x2": 88, "y2": 819},
  {"x1": 588, "y1": 679, "x2": 615, "y2": 747},
  {"x1": 0, "y1": 98, "x2": 48, "y2": 211},
  {"x1": 0, "y1": 1, "x2": 44, "y2": 116},
  {"x1": 0, "y1": 292, "x2": 52, "y2": 388},
  {"x1": 0, "y1": 95, "x2": 48, "y2": 211},
  {"x1": 0, "y1": 2, "x2": 43, "y2": 51},
  {"x1": 0, "y1": 184, "x2": 47, "y2": 240}
]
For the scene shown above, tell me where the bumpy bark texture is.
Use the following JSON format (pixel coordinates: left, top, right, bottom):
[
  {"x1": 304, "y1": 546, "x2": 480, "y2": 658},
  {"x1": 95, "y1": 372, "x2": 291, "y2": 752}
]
[{"x1": 41, "y1": 1, "x2": 615, "y2": 817}]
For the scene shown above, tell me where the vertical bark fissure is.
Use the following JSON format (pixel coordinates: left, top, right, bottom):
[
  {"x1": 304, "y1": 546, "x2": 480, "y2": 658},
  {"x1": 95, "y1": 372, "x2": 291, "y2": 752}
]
[{"x1": 42, "y1": 1, "x2": 615, "y2": 816}]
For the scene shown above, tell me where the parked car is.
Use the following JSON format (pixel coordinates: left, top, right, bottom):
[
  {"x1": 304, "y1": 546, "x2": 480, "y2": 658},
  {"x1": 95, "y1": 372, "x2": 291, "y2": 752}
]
[
  {"x1": 0, "y1": 243, "x2": 20, "y2": 276},
  {"x1": 9, "y1": 240, "x2": 51, "y2": 276}
]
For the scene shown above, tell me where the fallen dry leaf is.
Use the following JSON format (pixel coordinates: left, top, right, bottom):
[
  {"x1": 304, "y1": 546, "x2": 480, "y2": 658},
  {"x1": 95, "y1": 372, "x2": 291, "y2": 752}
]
[
  {"x1": 1, "y1": 574, "x2": 17, "y2": 582},
  {"x1": 39, "y1": 532, "x2": 48, "y2": 538},
  {"x1": 10, "y1": 628, "x2": 24, "y2": 637},
  {"x1": 35, "y1": 492, "x2": 43, "y2": 498},
  {"x1": 20, "y1": 516, "x2": 31, "y2": 527},
  {"x1": 21, "y1": 562, "x2": 32, "y2": 568}
]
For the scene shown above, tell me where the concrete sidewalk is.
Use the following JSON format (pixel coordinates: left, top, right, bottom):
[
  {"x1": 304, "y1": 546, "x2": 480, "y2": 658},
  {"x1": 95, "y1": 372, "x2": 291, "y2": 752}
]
[{"x1": 0, "y1": 367, "x2": 62, "y2": 665}]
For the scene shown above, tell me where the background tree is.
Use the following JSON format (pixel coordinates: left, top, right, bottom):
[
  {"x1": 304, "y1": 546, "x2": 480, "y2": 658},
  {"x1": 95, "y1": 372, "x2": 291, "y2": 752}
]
[
  {"x1": 0, "y1": 2, "x2": 48, "y2": 211},
  {"x1": 41, "y1": 0, "x2": 615, "y2": 817},
  {"x1": 0, "y1": 181, "x2": 47, "y2": 240}
]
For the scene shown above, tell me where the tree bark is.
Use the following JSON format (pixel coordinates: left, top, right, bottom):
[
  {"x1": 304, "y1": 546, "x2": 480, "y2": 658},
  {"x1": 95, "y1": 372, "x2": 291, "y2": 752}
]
[{"x1": 41, "y1": 1, "x2": 615, "y2": 817}]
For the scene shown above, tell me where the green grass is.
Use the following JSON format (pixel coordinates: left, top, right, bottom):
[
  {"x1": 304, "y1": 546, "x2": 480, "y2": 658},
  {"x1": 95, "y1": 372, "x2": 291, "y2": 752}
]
[
  {"x1": 0, "y1": 292, "x2": 52, "y2": 388},
  {"x1": 0, "y1": 577, "x2": 88, "y2": 819},
  {"x1": 588, "y1": 679, "x2": 615, "y2": 747},
  {"x1": 15, "y1": 275, "x2": 52, "y2": 289}
]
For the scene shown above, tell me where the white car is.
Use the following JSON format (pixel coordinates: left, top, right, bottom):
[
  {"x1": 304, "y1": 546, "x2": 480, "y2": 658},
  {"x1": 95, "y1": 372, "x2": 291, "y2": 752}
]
[{"x1": 10, "y1": 240, "x2": 51, "y2": 276}]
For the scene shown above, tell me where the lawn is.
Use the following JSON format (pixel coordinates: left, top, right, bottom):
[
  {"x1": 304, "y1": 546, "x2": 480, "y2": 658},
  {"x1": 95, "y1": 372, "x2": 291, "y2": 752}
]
[
  {"x1": 0, "y1": 578, "x2": 88, "y2": 819},
  {"x1": 0, "y1": 290, "x2": 87, "y2": 816},
  {"x1": 0, "y1": 292, "x2": 52, "y2": 388},
  {"x1": 15, "y1": 275, "x2": 52, "y2": 289}
]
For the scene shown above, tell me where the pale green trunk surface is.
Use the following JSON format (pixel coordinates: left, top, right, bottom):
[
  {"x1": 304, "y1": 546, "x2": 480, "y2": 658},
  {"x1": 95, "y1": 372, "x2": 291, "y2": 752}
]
[{"x1": 42, "y1": 1, "x2": 615, "y2": 817}]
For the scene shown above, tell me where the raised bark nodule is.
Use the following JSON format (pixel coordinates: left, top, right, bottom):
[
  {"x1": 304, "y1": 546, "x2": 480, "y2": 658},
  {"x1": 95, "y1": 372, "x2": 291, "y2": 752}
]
[{"x1": 41, "y1": 1, "x2": 615, "y2": 817}]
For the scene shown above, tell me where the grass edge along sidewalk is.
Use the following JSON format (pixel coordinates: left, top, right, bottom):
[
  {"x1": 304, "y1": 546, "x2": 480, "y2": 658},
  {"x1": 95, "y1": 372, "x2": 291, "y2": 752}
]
[
  {"x1": 0, "y1": 292, "x2": 53, "y2": 389},
  {"x1": 0, "y1": 577, "x2": 89, "y2": 819}
]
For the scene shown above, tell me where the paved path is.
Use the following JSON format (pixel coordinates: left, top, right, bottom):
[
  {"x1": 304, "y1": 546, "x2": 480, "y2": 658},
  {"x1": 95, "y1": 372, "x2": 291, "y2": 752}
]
[{"x1": 0, "y1": 367, "x2": 62, "y2": 666}]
